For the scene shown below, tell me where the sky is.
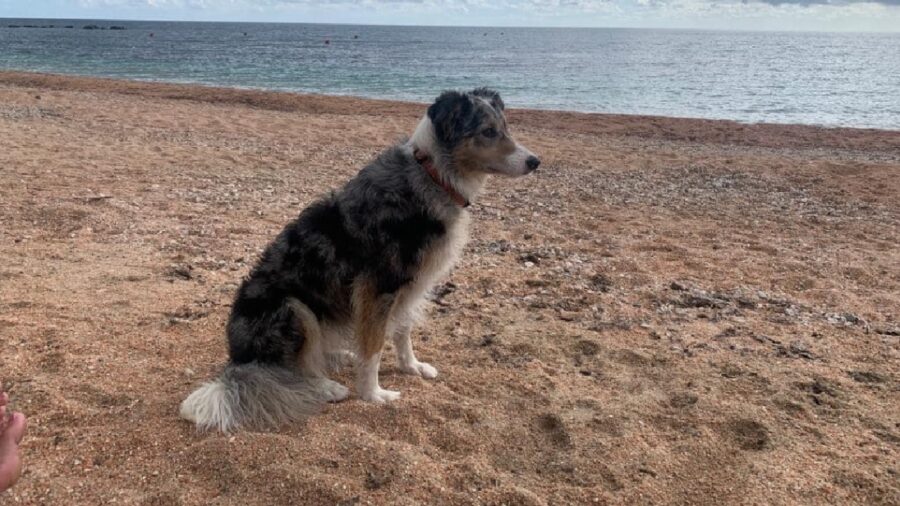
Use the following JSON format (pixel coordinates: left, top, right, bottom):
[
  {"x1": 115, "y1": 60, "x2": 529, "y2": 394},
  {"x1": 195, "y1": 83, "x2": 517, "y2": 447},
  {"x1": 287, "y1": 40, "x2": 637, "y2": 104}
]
[{"x1": 1, "y1": 0, "x2": 899, "y2": 32}]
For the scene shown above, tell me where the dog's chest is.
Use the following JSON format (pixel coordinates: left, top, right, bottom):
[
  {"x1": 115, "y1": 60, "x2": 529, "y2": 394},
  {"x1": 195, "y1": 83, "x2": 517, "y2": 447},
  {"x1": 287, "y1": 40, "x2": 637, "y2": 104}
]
[{"x1": 417, "y1": 212, "x2": 470, "y2": 286}]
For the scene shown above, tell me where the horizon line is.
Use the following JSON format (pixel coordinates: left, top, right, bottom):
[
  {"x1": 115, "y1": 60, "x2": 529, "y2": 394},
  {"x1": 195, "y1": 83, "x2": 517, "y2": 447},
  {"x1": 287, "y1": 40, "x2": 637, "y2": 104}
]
[{"x1": 1, "y1": 16, "x2": 898, "y2": 35}]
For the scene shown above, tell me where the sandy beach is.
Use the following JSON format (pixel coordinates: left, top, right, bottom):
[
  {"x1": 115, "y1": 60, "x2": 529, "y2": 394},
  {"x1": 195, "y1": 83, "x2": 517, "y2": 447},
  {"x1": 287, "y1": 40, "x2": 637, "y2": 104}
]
[{"x1": 0, "y1": 71, "x2": 898, "y2": 505}]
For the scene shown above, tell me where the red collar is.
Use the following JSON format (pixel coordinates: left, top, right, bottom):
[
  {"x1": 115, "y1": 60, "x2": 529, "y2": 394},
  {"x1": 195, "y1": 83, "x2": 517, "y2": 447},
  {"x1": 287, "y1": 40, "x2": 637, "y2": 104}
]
[{"x1": 414, "y1": 148, "x2": 469, "y2": 208}]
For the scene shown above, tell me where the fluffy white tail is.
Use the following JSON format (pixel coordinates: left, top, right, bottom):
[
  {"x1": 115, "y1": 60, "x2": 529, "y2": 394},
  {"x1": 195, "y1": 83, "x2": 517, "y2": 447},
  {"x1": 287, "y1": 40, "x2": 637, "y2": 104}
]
[{"x1": 179, "y1": 363, "x2": 321, "y2": 432}]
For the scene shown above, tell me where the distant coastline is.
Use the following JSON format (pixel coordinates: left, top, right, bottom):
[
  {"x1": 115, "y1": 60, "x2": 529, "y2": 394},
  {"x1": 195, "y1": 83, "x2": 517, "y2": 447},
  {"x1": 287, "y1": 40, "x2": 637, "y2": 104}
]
[{"x1": 3, "y1": 22, "x2": 126, "y2": 30}]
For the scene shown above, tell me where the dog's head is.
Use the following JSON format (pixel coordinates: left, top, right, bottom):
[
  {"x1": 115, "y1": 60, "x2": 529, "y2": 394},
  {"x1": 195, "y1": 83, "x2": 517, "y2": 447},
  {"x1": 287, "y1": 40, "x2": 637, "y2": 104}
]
[{"x1": 426, "y1": 88, "x2": 540, "y2": 177}]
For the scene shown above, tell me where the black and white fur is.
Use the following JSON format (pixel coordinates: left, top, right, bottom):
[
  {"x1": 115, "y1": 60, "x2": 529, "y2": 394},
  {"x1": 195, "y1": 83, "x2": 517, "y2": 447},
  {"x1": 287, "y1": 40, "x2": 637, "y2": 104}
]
[{"x1": 180, "y1": 88, "x2": 540, "y2": 432}]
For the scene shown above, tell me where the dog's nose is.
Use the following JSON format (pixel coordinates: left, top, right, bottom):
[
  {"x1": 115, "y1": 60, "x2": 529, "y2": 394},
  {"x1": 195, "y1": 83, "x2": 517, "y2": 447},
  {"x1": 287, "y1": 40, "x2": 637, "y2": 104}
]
[{"x1": 526, "y1": 156, "x2": 541, "y2": 172}]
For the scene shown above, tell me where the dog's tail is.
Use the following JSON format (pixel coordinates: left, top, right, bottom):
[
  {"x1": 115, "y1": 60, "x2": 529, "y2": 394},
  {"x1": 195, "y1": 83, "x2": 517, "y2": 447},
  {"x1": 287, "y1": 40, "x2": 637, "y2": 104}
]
[{"x1": 179, "y1": 362, "x2": 321, "y2": 432}]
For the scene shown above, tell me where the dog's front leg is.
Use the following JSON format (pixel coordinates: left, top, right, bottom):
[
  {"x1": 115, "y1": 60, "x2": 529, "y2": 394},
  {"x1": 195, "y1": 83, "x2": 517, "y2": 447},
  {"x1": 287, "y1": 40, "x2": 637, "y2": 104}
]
[
  {"x1": 353, "y1": 279, "x2": 401, "y2": 403},
  {"x1": 391, "y1": 293, "x2": 438, "y2": 379},
  {"x1": 393, "y1": 324, "x2": 438, "y2": 379}
]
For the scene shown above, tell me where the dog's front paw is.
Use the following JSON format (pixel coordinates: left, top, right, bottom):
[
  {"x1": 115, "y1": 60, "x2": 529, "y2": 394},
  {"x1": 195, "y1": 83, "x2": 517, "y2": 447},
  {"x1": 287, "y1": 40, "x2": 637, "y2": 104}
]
[
  {"x1": 359, "y1": 387, "x2": 401, "y2": 403},
  {"x1": 401, "y1": 360, "x2": 438, "y2": 379}
]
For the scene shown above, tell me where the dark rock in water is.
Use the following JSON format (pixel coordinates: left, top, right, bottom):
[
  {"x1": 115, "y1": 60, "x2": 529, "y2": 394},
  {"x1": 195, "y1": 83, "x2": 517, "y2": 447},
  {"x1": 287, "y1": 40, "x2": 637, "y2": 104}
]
[
  {"x1": 83, "y1": 25, "x2": 100, "y2": 30},
  {"x1": 8, "y1": 25, "x2": 21, "y2": 28},
  {"x1": 64, "y1": 25, "x2": 74, "y2": 29},
  {"x1": 110, "y1": 26, "x2": 126, "y2": 30}
]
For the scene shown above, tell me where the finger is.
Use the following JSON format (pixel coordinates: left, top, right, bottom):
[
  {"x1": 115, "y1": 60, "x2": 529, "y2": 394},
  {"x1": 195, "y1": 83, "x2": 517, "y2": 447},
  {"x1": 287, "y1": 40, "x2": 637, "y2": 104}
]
[{"x1": 4, "y1": 413, "x2": 27, "y2": 444}]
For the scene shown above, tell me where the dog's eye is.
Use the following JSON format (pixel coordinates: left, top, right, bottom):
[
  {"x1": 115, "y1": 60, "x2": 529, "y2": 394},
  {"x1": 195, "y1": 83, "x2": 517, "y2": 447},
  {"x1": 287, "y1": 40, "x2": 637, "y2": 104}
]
[{"x1": 481, "y1": 128, "x2": 498, "y2": 139}]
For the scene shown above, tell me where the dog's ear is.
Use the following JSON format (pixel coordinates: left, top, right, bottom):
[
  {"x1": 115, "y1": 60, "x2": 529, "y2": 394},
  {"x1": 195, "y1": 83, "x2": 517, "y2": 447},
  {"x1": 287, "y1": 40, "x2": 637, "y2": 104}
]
[
  {"x1": 471, "y1": 87, "x2": 504, "y2": 111},
  {"x1": 428, "y1": 91, "x2": 477, "y2": 148}
]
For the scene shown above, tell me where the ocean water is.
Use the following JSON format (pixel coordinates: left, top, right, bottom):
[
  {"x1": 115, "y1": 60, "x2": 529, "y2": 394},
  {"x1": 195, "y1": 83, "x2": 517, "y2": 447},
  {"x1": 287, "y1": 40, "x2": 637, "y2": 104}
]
[{"x1": 1, "y1": 19, "x2": 899, "y2": 129}]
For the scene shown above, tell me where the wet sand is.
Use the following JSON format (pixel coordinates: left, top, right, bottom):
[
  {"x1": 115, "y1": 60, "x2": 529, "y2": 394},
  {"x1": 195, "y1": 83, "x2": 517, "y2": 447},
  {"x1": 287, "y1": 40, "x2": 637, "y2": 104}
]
[{"x1": 0, "y1": 71, "x2": 898, "y2": 505}]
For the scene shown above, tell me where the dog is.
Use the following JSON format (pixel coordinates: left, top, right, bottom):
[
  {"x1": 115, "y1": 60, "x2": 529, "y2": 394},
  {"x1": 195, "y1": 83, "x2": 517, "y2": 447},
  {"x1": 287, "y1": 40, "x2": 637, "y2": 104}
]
[{"x1": 180, "y1": 88, "x2": 540, "y2": 432}]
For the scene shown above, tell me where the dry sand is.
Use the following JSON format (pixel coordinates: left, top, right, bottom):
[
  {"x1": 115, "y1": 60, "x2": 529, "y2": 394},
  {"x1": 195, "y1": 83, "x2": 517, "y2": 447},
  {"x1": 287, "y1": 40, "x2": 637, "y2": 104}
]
[{"x1": 0, "y1": 71, "x2": 898, "y2": 505}]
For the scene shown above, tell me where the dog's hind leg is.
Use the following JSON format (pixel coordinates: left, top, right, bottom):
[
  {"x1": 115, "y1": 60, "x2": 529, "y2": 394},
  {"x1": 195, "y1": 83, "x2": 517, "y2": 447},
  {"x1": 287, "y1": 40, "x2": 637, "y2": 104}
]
[
  {"x1": 352, "y1": 278, "x2": 400, "y2": 403},
  {"x1": 288, "y1": 298, "x2": 349, "y2": 403},
  {"x1": 390, "y1": 292, "x2": 438, "y2": 379}
]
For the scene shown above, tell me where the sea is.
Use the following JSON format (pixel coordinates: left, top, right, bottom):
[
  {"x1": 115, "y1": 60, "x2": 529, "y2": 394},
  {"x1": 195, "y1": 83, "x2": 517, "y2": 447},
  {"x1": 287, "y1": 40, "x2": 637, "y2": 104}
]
[{"x1": 1, "y1": 19, "x2": 899, "y2": 130}]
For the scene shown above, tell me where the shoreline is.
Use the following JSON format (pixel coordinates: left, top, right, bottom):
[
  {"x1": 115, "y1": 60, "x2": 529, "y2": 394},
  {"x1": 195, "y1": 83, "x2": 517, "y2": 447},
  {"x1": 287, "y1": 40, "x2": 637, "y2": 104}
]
[{"x1": 2, "y1": 71, "x2": 899, "y2": 150}]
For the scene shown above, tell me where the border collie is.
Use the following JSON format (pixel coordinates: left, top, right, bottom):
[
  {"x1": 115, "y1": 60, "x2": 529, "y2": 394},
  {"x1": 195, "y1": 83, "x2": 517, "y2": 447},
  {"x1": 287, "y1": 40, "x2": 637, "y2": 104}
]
[{"x1": 180, "y1": 88, "x2": 540, "y2": 432}]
